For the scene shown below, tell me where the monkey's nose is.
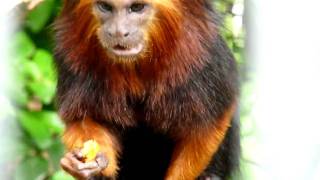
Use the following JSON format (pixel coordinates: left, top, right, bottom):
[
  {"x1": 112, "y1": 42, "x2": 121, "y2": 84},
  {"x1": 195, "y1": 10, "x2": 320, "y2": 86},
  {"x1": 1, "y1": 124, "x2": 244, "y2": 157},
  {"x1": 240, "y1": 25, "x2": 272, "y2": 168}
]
[{"x1": 108, "y1": 30, "x2": 130, "y2": 38}]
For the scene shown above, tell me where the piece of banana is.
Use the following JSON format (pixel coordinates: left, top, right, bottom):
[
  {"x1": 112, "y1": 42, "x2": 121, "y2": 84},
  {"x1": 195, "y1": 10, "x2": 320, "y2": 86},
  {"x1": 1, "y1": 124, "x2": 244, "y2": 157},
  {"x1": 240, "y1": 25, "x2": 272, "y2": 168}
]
[{"x1": 81, "y1": 140, "x2": 100, "y2": 162}]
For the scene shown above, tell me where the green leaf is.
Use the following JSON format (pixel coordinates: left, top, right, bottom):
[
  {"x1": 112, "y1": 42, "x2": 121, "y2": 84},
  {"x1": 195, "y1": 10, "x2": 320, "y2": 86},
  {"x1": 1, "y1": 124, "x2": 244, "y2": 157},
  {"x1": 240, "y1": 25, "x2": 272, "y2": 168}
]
[
  {"x1": 18, "y1": 111, "x2": 53, "y2": 149},
  {"x1": 25, "y1": 49, "x2": 57, "y2": 104},
  {"x1": 14, "y1": 156, "x2": 48, "y2": 180},
  {"x1": 215, "y1": 1, "x2": 228, "y2": 12},
  {"x1": 52, "y1": 170, "x2": 74, "y2": 180},
  {"x1": 33, "y1": 49, "x2": 56, "y2": 81},
  {"x1": 21, "y1": 60, "x2": 43, "y2": 81},
  {"x1": 18, "y1": 111, "x2": 63, "y2": 149},
  {"x1": 43, "y1": 112, "x2": 64, "y2": 135},
  {"x1": 10, "y1": 31, "x2": 36, "y2": 59},
  {"x1": 7, "y1": 82, "x2": 29, "y2": 106},
  {"x1": 224, "y1": 14, "x2": 234, "y2": 32},
  {"x1": 47, "y1": 141, "x2": 65, "y2": 171},
  {"x1": 25, "y1": 0, "x2": 55, "y2": 33},
  {"x1": 28, "y1": 79, "x2": 56, "y2": 104}
]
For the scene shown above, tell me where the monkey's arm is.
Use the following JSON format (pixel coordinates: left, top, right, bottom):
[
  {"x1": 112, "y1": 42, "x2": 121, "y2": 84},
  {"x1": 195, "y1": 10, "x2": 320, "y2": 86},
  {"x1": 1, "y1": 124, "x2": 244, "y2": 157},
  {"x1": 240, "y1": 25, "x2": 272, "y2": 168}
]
[
  {"x1": 165, "y1": 104, "x2": 236, "y2": 180},
  {"x1": 61, "y1": 118, "x2": 120, "y2": 179}
]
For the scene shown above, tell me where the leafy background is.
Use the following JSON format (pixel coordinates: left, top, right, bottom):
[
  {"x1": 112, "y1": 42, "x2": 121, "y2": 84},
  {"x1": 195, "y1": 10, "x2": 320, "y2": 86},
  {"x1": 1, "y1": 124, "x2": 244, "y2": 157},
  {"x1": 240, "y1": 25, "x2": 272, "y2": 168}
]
[{"x1": 1, "y1": 0, "x2": 253, "y2": 179}]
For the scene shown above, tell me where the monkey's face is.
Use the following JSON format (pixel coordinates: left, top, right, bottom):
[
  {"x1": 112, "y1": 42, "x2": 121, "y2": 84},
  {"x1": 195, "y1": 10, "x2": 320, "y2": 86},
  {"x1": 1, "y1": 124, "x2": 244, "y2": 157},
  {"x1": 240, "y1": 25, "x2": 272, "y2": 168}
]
[{"x1": 93, "y1": 0, "x2": 155, "y2": 61}]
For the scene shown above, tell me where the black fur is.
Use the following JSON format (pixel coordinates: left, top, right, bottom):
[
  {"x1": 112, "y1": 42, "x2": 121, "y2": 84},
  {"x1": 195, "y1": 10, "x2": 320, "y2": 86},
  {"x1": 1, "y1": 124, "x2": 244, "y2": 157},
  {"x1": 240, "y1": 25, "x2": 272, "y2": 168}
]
[
  {"x1": 54, "y1": 1, "x2": 240, "y2": 179},
  {"x1": 84, "y1": 36, "x2": 240, "y2": 180}
]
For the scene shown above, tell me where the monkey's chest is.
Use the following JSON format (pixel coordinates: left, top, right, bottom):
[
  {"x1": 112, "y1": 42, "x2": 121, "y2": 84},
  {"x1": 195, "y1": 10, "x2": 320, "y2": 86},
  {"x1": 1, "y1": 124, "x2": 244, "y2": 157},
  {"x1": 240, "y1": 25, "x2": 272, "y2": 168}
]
[{"x1": 129, "y1": 100, "x2": 181, "y2": 134}]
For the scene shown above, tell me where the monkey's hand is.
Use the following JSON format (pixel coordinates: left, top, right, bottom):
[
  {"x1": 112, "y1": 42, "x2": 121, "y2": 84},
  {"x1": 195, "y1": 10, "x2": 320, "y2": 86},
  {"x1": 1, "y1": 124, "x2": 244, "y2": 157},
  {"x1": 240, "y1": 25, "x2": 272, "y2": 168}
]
[
  {"x1": 62, "y1": 118, "x2": 120, "y2": 178},
  {"x1": 60, "y1": 150, "x2": 108, "y2": 180}
]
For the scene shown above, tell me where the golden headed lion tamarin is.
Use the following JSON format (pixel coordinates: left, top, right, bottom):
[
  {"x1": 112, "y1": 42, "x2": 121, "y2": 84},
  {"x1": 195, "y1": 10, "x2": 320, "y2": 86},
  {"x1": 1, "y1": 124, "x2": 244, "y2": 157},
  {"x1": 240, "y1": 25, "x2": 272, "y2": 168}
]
[{"x1": 55, "y1": 0, "x2": 240, "y2": 179}]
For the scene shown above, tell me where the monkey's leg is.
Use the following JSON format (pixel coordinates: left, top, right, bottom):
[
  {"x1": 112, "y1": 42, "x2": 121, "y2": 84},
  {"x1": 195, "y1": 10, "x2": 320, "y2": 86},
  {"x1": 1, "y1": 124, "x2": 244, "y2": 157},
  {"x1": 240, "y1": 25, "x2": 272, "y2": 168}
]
[
  {"x1": 199, "y1": 115, "x2": 241, "y2": 180},
  {"x1": 165, "y1": 106, "x2": 235, "y2": 180},
  {"x1": 62, "y1": 118, "x2": 120, "y2": 178}
]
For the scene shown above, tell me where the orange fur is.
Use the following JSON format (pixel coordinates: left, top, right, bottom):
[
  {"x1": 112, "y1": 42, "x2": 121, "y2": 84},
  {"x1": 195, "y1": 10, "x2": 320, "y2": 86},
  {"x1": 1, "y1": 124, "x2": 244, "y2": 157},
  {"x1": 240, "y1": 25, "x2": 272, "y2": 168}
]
[
  {"x1": 56, "y1": 0, "x2": 217, "y2": 102},
  {"x1": 62, "y1": 118, "x2": 121, "y2": 177},
  {"x1": 165, "y1": 103, "x2": 236, "y2": 180},
  {"x1": 55, "y1": 1, "x2": 232, "y2": 178}
]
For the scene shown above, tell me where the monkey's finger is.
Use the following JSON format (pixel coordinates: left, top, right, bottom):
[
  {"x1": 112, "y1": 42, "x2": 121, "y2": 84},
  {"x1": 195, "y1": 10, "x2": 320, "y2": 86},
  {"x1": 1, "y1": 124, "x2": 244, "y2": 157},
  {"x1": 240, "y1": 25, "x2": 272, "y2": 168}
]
[
  {"x1": 66, "y1": 152, "x2": 82, "y2": 163},
  {"x1": 95, "y1": 152, "x2": 108, "y2": 169},
  {"x1": 73, "y1": 149, "x2": 84, "y2": 159},
  {"x1": 60, "y1": 158, "x2": 82, "y2": 178},
  {"x1": 65, "y1": 152, "x2": 89, "y2": 170},
  {"x1": 61, "y1": 157, "x2": 97, "y2": 180},
  {"x1": 77, "y1": 161, "x2": 99, "y2": 170},
  {"x1": 78, "y1": 168, "x2": 102, "y2": 178}
]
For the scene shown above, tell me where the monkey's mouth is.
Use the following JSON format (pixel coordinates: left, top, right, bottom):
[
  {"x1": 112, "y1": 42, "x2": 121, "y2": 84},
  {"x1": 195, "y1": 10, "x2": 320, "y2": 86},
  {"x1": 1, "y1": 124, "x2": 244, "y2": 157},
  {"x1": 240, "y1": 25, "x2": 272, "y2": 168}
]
[{"x1": 111, "y1": 44, "x2": 143, "y2": 57}]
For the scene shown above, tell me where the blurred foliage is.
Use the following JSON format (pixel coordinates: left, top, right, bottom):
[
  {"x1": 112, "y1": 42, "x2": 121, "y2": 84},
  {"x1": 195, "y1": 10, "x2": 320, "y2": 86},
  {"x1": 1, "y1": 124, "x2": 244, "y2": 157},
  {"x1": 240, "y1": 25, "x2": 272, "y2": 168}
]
[
  {"x1": 6, "y1": 0, "x2": 72, "y2": 179},
  {"x1": 5, "y1": 0, "x2": 249, "y2": 179}
]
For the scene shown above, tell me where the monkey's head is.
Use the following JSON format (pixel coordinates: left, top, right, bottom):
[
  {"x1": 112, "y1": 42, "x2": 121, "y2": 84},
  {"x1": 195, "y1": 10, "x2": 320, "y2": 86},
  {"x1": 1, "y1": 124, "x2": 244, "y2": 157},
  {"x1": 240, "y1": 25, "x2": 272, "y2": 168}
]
[
  {"x1": 57, "y1": 0, "x2": 216, "y2": 72},
  {"x1": 93, "y1": 0, "x2": 154, "y2": 61},
  {"x1": 66, "y1": 0, "x2": 182, "y2": 63}
]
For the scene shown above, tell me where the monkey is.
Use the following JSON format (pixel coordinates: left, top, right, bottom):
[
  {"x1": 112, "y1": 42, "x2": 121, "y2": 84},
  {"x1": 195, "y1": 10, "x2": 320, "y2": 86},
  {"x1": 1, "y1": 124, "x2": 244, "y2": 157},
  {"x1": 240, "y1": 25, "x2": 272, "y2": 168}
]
[{"x1": 55, "y1": 0, "x2": 240, "y2": 180}]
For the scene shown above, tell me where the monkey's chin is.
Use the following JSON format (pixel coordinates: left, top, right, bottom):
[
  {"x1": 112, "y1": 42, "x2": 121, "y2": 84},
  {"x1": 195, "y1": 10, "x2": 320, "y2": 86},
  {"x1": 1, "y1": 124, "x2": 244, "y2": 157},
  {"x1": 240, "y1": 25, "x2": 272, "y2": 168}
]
[{"x1": 110, "y1": 44, "x2": 143, "y2": 58}]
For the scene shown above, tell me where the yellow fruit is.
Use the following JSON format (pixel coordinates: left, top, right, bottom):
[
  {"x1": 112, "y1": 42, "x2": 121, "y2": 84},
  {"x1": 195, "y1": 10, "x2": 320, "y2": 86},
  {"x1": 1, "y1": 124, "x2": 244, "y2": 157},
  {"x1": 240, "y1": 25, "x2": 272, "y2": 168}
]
[{"x1": 81, "y1": 140, "x2": 100, "y2": 162}]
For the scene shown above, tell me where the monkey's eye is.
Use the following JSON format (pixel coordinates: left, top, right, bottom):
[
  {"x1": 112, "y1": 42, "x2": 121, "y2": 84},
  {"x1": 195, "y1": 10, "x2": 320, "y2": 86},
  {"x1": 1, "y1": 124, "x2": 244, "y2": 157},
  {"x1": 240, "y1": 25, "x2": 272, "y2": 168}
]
[
  {"x1": 97, "y1": 1, "x2": 113, "y2": 13},
  {"x1": 129, "y1": 3, "x2": 146, "y2": 13}
]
